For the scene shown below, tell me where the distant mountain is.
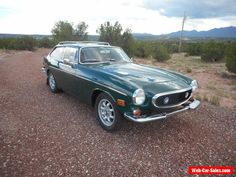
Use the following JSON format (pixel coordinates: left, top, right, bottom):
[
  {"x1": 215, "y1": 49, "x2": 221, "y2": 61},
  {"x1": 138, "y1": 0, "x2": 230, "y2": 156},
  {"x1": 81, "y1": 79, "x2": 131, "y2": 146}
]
[
  {"x1": 1, "y1": 26, "x2": 236, "y2": 40},
  {"x1": 133, "y1": 26, "x2": 236, "y2": 40},
  {"x1": 166, "y1": 26, "x2": 236, "y2": 38},
  {"x1": 0, "y1": 33, "x2": 51, "y2": 39}
]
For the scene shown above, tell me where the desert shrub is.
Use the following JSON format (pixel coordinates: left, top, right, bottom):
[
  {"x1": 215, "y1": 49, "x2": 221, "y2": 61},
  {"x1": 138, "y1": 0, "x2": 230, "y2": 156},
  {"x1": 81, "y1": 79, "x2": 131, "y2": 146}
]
[
  {"x1": 133, "y1": 41, "x2": 170, "y2": 61},
  {"x1": 210, "y1": 96, "x2": 220, "y2": 106},
  {"x1": 166, "y1": 43, "x2": 179, "y2": 53},
  {"x1": 133, "y1": 41, "x2": 151, "y2": 58},
  {"x1": 186, "y1": 67, "x2": 192, "y2": 73},
  {"x1": 0, "y1": 38, "x2": 15, "y2": 49},
  {"x1": 152, "y1": 44, "x2": 170, "y2": 62},
  {"x1": 232, "y1": 85, "x2": 236, "y2": 91},
  {"x1": 38, "y1": 37, "x2": 55, "y2": 48},
  {"x1": 203, "y1": 95, "x2": 208, "y2": 102},
  {"x1": 201, "y1": 41, "x2": 225, "y2": 62},
  {"x1": 225, "y1": 42, "x2": 236, "y2": 74},
  {"x1": 15, "y1": 36, "x2": 37, "y2": 51},
  {"x1": 0, "y1": 36, "x2": 37, "y2": 51},
  {"x1": 185, "y1": 43, "x2": 203, "y2": 56},
  {"x1": 195, "y1": 94, "x2": 202, "y2": 101}
]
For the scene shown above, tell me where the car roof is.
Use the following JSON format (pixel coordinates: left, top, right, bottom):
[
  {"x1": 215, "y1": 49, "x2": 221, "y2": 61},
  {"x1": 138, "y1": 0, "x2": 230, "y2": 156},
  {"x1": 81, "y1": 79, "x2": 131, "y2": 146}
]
[{"x1": 56, "y1": 41, "x2": 111, "y2": 48}]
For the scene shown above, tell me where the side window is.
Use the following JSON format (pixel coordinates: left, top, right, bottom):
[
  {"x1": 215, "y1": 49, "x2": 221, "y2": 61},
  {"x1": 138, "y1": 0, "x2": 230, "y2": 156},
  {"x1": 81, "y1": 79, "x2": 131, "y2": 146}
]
[
  {"x1": 63, "y1": 47, "x2": 78, "y2": 63},
  {"x1": 50, "y1": 47, "x2": 64, "y2": 61}
]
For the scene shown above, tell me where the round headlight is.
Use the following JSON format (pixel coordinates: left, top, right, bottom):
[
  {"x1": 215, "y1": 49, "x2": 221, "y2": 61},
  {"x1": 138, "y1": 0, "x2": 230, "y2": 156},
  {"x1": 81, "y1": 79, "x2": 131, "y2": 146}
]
[
  {"x1": 191, "y1": 80, "x2": 198, "y2": 92},
  {"x1": 132, "y1": 89, "x2": 145, "y2": 105}
]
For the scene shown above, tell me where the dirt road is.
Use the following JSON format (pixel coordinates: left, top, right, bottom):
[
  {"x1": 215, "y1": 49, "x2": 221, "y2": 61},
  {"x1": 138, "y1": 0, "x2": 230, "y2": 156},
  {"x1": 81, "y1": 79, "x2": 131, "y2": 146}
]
[{"x1": 0, "y1": 49, "x2": 235, "y2": 176}]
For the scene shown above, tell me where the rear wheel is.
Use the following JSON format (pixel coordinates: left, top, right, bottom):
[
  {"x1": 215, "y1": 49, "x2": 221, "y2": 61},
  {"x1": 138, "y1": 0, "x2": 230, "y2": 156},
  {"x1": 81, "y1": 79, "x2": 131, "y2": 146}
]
[
  {"x1": 95, "y1": 93, "x2": 122, "y2": 132},
  {"x1": 48, "y1": 72, "x2": 59, "y2": 93}
]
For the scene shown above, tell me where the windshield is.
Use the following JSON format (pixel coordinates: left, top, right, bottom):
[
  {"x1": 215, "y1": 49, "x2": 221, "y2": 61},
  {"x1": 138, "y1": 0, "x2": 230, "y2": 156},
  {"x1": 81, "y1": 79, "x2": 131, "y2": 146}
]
[{"x1": 80, "y1": 46, "x2": 131, "y2": 64}]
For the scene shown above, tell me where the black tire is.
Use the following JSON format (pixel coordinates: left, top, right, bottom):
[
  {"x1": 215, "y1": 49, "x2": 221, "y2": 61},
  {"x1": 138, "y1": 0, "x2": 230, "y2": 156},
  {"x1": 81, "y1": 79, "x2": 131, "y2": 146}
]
[
  {"x1": 48, "y1": 72, "x2": 59, "y2": 93},
  {"x1": 95, "y1": 93, "x2": 123, "y2": 132}
]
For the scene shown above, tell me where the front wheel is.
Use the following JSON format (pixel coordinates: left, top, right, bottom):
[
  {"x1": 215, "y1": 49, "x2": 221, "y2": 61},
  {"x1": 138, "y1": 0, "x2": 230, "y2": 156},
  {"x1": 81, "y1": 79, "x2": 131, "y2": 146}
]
[
  {"x1": 48, "y1": 72, "x2": 59, "y2": 93},
  {"x1": 95, "y1": 93, "x2": 123, "y2": 132}
]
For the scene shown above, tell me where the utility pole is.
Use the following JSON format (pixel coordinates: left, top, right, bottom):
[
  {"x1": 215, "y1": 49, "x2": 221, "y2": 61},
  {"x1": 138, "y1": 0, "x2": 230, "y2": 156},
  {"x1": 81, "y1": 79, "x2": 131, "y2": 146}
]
[{"x1": 178, "y1": 12, "x2": 186, "y2": 53}]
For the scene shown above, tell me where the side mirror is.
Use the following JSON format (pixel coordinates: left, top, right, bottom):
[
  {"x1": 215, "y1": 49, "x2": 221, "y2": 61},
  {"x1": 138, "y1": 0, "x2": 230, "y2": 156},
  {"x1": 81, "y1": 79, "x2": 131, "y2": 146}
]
[
  {"x1": 130, "y1": 57, "x2": 133, "y2": 62},
  {"x1": 64, "y1": 58, "x2": 72, "y2": 65}
]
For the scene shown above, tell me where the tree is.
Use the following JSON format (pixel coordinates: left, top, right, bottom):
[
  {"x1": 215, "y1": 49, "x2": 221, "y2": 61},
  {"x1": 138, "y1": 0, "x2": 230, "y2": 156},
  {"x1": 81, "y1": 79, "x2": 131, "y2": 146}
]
[
  {"x1": 51, "y1": 21, "x2": 74, "y2": 42},
  {"x1": 51, "y1": 21, "x2": 88, "y2": 42},
  {"x1": 121, "y1": 29, "x2": 134, "y2": 56},
  {"x1": 97, "y1": 21, "x2": 122, "y2": 46},
  {"x1": 97, "y1": 21, "x2": 134, "y2": 56},
  {"x1": 74, "y1": 22, "x2": 88, "y2": 41}
]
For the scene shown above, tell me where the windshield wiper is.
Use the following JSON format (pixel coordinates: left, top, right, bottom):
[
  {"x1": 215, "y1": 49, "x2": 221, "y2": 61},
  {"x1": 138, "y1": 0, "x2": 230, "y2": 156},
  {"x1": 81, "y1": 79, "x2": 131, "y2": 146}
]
[{"x1": 105, "y1": 58, "x2": 116, "y2": 62}]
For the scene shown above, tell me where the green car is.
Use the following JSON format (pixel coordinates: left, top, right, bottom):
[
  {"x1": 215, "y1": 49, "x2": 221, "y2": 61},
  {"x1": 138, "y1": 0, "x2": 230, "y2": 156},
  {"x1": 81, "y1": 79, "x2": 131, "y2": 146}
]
[{"x1": 42, "y1": 41, "x2": 200, "y2": 131}]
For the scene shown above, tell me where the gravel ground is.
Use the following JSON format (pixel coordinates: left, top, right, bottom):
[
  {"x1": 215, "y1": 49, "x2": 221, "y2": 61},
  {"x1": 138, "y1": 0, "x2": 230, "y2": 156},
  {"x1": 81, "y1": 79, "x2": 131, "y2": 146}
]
[{"x1": 0, "y1": 49, "x2": 235, "y2": 177}]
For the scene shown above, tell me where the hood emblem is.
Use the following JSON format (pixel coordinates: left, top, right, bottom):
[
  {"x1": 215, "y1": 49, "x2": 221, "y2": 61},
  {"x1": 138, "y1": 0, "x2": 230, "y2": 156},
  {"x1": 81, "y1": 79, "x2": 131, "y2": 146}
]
[{"x1": 164, "y1": 97, "x2": 169, "y2": 104}]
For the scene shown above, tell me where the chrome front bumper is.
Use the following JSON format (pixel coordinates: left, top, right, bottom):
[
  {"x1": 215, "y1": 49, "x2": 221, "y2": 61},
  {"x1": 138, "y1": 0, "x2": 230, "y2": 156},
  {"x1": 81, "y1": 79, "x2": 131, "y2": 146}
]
[{"x1": 124, "y1": 99, "x2": 200, "y2": 123}]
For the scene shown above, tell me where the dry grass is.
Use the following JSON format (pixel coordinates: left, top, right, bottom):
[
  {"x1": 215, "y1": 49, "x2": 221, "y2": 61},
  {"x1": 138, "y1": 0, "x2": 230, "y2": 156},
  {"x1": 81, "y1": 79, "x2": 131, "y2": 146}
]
[
  {"x1": 209, "y1": 96, "x2": 220, "y2": 106},
  {"x1": 186, "y1": 67, "x2": 192, "y2": 73},
  {"x1": 203, "y1": 95, "x2": 209, "y2": 102},
  {"x1": 232, "y1": 85, "x2": 236, "y2": 91}
]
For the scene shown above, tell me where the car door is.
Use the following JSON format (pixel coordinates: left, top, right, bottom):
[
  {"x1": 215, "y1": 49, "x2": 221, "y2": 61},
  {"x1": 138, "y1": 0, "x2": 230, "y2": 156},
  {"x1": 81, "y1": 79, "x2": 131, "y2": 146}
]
[
  {"x1": 61, "y1": 47, "x2": 93, "y2": 100},
  {"x1": 48, "y1": 46, "x2": 65, "y2": 88},
  {"x1": 58, "y1": 47, "x2": 79, "y2": 94}
]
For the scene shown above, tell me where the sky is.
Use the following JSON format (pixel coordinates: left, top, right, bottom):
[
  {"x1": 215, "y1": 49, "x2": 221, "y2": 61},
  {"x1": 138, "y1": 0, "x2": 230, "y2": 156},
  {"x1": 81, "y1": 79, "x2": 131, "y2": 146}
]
[{"x1": 0, "y1": 0, "x2": 236, "y2": 35}]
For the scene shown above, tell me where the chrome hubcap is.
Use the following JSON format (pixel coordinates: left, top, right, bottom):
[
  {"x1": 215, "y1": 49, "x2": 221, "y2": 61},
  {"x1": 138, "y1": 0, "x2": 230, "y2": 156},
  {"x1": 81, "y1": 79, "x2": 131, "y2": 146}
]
[
  {"x1": 98, "y1": 99, "x2": 115, "y2": 126},
  {"x1": 49, "y1": 74, "x2": 56, "y2": 90}
]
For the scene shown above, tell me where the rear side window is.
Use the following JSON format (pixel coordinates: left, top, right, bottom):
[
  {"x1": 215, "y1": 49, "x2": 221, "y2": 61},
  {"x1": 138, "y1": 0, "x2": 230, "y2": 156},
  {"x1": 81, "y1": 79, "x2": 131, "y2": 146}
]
[
  {"x1": 63, "y1": 47, "x2": 78, "y2": 63},
  {"x1": 50, "y1": 47, "x2": 64, "y2": 61}
]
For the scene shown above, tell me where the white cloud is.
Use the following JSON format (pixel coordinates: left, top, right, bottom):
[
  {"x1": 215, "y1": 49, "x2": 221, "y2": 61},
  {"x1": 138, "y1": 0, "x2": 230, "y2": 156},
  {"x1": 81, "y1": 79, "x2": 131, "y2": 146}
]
[
  {"x1": 185, "y1": 17, "x2": 236, "y2": 31},
  {"x1": 142, "y1": 0, "x2": 236, "y2": 18},
  {"x1": 0, "y1": 0, "x2": 235, "y2": 35}
]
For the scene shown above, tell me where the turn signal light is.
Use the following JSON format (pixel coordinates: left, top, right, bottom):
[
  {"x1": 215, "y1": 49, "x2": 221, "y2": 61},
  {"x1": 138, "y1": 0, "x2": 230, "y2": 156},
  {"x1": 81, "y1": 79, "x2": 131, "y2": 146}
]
[
  {"x1": 133, "y1": 109, "x2": 141, "y2": 117},
  {"x1": 116, "y1": 99, "x2": 125, "y2": 107}
]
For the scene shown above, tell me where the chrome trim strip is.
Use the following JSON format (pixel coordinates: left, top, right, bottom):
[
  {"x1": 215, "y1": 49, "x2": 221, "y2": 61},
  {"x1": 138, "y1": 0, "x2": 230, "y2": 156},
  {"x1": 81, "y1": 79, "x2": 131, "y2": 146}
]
[
  {"x1": 124, "y1": 99, "x2": 200, "y2": 123},
  {"x1": 58, "y1": 41, "x2": 110, "y2": 45},
  {"x1": 48, "y1": 66, "x2": 127, "y2": 96},
  {"x1": 152, "y1": 87, "x2": 192, "y2": 108}
]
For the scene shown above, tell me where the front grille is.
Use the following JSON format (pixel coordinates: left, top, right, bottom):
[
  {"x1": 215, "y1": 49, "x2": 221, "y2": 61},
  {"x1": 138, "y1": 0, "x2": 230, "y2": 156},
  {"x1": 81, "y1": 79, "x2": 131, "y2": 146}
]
[{"x1": 153, "y1": 88, "x2": 192, "y2": 108}]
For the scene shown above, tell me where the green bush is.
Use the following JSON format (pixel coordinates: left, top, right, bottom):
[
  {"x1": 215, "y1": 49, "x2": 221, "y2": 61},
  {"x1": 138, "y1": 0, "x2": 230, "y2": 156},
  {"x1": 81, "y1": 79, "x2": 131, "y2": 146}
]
[
  {"x1": 166, "y1": 43, "x2": 179, "y2": 53},
  {"x1": 133, "y1": 41, "x2": 170, "y2": 61},
  {"x1": 225, "y1": 42, "x2": 236, "y2": 74},
  {"x1": 0, "y1": 36, "x2": 37, "y2": 51},
  {"x1": 0, "y1": 38, "x2": 15, "y2": 50},
  {"x1": 38, "y1": 37, "x2": 55, "y2": 48},
  {"x1": 152, "y1": 44, "x2": 170, "y2": 62},
  {"x1": 15, "y1": 36, "x2": 37, "y2": 51},
  {"x1": 201, "y1": 41, "x2": 225, "y2": 62},
  {"x1": 185, "y1": 43, "x2": 203, "y2": 56},
  {"x1": 133, "y1": 41, "x2": 151, "y2": 58}
]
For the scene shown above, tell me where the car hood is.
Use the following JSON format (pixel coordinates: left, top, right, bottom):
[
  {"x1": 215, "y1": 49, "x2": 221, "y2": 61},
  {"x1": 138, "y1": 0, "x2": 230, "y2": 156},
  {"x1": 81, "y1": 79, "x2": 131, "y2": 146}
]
[{"x1": 92, "y1": 62, "x2": 191, "y2": 95}]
